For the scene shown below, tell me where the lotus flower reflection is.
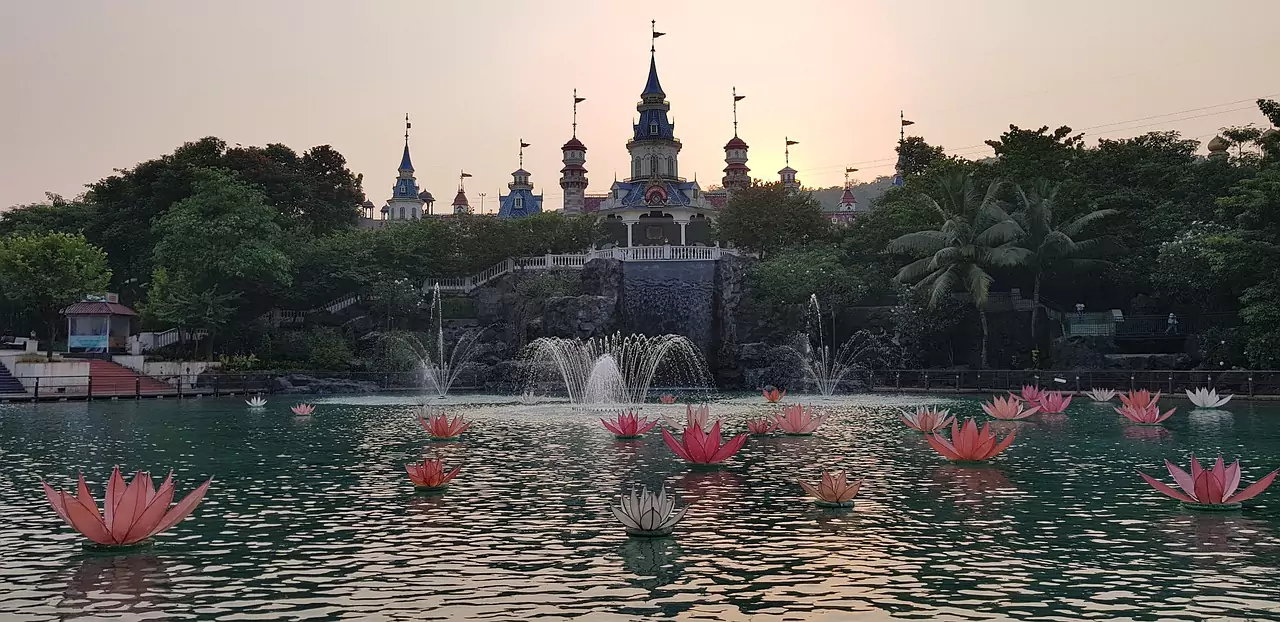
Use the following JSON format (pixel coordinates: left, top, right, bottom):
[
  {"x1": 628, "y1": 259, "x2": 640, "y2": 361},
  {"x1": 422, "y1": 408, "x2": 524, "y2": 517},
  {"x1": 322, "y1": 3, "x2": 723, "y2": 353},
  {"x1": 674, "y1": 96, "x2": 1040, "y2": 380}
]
[
  {"x1": 405, "y1": 457, "x2": 461, "y2": 491},
  {"x1": 1138, "y1": 454, "x2": 1278, "y2": 510},
  {"x1": 1018, "y1": 385, "x2": 1045, "y2": 404},
  {"x1": 746, "y1": 417, "x2": 776, "y2": 435},
  {"x1": 662, "y1": 421, "x2": 748, "y2": 465},
  {"x1": 799, "y1": 471, "x2": 863, "y2": 508},
  {"x1": 658, "y1": 394, "x2": 676, "y2": 404},
  {"x1": 762, "y1": 386, "x2": 786, "y2": 403},
  {"x1": 1086, "y1": 388, "x2": 1117, "y2": 402},
  {"x1": 291, "y1": 403, "x2": 315, "y2": 416},
  {"x1": 245, "y1": 396, "x2": 267, "y2": 409},
  {"x1": 925, "y1": 419, "x2": 1017, "y2": 462},
  {"x1": 901, "y1": 407, "x2": 954, "y2": 433},
  {"x1": 41, "y1": 466, "x2": 212, "y2": 547},
  {"x1": 982, "y1": 395, "x2": 1039, "y2": 420},
  {"x1": 602, "y1": 411, "x2": 658, "y2": 439},
  {"x1": 1036, "y1": 391, "x2": 1072, "y2": 414},
  {"x1": 418, "y1": 410, "x2": 472, "y2": 440},
  {"x1": 611, "y1": 486, "x2": 687, "y2": 537},
  {"x1": 1187, "y1": 388, "x2": 1233, "y2": 409},
  {"x1": 773, "y1": 404, "x2": 828, "y2": 435}
]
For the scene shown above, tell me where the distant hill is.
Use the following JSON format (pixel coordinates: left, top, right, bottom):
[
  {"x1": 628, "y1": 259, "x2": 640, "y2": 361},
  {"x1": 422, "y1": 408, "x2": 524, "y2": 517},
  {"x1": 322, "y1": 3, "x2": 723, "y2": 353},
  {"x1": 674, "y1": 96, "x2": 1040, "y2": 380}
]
[{"x1": 809, "y1": 176, "x2": 896, "y2": 211}]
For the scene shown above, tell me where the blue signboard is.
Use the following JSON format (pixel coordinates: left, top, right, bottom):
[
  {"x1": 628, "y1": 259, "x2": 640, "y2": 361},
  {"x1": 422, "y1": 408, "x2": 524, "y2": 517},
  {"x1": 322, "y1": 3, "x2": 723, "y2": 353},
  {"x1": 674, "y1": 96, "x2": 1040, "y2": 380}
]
[{"x1": 68, "y1": 335, "x2": 108, "y2": 351}]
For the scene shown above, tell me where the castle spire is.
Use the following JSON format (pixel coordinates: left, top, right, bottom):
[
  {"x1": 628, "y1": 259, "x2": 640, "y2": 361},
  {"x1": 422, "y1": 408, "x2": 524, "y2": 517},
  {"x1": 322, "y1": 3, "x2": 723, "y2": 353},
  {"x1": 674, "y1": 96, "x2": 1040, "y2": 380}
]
[
  {"x1": 399, "y1": 113, "x2": 413, "y2": 172},
  {"x1": 643, "y1": 20, "x2": 666, "y2": 97}
]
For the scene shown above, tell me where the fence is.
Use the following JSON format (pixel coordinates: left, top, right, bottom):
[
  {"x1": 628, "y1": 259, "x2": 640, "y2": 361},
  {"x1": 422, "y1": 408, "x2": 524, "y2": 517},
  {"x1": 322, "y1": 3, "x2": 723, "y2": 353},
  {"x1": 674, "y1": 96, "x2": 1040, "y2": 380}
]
[
  {"x1": 861, "y1": 369, "x2": 1280, "y2": 397},
  {"x1": 0, "y1": 371, "x2": 471, "y2": 402}
]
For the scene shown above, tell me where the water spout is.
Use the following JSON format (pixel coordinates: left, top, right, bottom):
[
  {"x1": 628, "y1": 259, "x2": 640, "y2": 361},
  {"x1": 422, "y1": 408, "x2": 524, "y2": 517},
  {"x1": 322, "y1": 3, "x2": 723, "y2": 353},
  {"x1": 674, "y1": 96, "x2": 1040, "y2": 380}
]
[{"x1": 524, "y1": 333, "x2": 710, "y2": 407}]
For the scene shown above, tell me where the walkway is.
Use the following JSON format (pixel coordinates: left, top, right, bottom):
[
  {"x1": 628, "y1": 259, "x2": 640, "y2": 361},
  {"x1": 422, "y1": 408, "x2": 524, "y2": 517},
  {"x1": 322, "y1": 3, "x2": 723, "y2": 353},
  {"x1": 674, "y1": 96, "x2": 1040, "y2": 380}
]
[{"x1": 425, "y1": 245, "x2": 742, "y2": 294}]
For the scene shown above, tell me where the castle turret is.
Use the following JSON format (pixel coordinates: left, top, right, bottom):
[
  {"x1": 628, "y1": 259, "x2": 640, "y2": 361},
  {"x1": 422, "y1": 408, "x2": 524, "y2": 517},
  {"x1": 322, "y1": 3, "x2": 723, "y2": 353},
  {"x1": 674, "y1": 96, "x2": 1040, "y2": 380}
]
[
  {"x1": 560, "y1": 91, "x2": 588, "y2": 214},
  {"x1": 625, "y1": 24, "x2": 682, "y2": 182},
  {"x1": 722, "y1": 88, "x2": 750, "y2": 193},
  {"x1": 499, "y1": 141, "x2": 544, "y2": 219},
  {"x1": 384, "y1": 114, "x2": 426, "y2": 220},
  {"x1": 780, "y1": 137, "x2": 800, "y2": 194}
]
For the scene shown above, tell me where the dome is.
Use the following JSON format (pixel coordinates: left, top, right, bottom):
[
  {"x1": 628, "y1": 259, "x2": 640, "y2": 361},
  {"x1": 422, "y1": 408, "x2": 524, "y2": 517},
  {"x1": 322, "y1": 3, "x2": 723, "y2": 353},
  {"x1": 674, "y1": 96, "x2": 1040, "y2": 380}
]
[
  {"x1": 1207, "y1": 136, "x2": 1230, "y2": 153},
  {"x1": 418, "y1": 190, "x2": 434, "y2": 202},
  {"x1": 361, "y1": 199, "x2": 375, "y2": 208},
  {"x1": 561, "y1": 137, "x2": 587, "y2": 151},
  {"x1": 724, "y1": 136, "x2": 748, "y2": 150}
]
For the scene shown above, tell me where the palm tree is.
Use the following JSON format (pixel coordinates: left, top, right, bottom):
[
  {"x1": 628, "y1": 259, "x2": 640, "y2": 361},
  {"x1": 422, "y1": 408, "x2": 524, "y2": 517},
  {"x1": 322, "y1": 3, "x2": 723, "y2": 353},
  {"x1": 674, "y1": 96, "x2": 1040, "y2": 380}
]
[
  {"x1": 887, "y1": 172, "x2": 1030, "y2": 368},
  {"x1": 1012, "y1": 180, "x2": 1121, "y2": 350}
]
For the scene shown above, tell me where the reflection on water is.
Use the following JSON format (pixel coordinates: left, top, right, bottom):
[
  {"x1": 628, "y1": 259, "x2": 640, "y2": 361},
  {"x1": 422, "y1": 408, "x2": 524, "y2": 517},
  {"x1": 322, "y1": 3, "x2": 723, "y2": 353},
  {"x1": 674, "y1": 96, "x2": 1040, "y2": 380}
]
[{"x1": 3, "y1": 395, "x2": 1280, "y2": 619}]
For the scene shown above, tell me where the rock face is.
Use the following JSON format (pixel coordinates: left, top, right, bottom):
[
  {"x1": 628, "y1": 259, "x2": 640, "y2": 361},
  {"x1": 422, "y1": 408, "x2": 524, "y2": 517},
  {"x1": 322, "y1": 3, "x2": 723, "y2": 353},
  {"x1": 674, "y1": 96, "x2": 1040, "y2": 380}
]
[
  {"x1": 1052, "y1": 336, "x2": 1118, "y2": 369},
  {"x1": 542, "y1": 295, "x2": 618, "y2": 339},
  {"x1": 273, "y1": 374, "x2": 381, "y2": 394},
  {"x1": 621, "y1": 260, "x2": 717, "y2": 355}
]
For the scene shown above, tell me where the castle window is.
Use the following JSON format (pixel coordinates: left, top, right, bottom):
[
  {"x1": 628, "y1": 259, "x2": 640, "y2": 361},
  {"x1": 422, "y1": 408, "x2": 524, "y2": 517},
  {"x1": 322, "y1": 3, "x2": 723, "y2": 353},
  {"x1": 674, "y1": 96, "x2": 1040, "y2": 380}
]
[
  {"x1": 399, "y1": 206, "x2": 405, "y2": 219},
  {"x1": 633, "y1": 158, "x2": 640, "y2": 178},
  {"x1": 649, "y1": 122, "x2": 659, "y2": 136},
  {"x1": 515, "y1": 196, "x2": 524, "y2": 209}
]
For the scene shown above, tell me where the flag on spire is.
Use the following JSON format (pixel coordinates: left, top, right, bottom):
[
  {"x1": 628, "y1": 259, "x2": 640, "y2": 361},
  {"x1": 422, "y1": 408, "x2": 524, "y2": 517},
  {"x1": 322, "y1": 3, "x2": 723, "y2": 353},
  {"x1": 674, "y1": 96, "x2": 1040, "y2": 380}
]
[
  {"x1": 574, "y1": 96, "x2": 586, "y2": 103},
  {"x1": 460, "y1": 172, "x2": 473, "y2": 178},
  {"x1": 520, "y1": 141, "x2": 531, "y2": 148},
  {"x1": 653, "y1": 30, "x2": 666, "y2": 38},
  {"x1": 786, "y1": 139, "x2": 799, "y2": 146},
  {"x1": 846, "y1": 167, "x2": 858, "y2": 173},
  {"x1": 901, "y1": 119, "x2": 916, "y2": 126},
  {"x1": 734, "y1": 94, "x2": 745, "y2": 102}
]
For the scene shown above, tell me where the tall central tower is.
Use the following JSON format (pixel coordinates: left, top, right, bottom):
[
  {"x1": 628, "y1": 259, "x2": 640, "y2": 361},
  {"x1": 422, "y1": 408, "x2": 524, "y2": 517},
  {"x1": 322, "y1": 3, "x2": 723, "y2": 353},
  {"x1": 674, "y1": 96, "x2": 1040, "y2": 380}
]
[
  {"x1": 625, "y1": 21, "x2": 682, "y2": 183},
  {"x1": 560, "y1": 90, "x2": 588, "y2": 214}
]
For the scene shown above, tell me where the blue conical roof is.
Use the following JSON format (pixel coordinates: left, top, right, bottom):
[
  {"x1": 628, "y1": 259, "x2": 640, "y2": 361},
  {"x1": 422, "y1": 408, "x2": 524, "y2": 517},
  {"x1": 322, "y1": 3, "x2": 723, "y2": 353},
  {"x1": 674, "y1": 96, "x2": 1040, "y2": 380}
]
[
  {"x1": 642, "y1": 53, "x2": 664, "y2": 97},
  {"x1": 399, "y1": 143, "x2": 413, "y2": 171}
]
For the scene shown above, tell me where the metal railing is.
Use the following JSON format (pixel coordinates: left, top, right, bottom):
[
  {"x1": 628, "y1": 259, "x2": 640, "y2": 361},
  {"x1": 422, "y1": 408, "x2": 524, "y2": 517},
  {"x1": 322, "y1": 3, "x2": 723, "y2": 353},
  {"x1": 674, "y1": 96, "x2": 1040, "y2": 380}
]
[{"x1": 861, "y1": 369, "x2": 1280, "y2": 398}]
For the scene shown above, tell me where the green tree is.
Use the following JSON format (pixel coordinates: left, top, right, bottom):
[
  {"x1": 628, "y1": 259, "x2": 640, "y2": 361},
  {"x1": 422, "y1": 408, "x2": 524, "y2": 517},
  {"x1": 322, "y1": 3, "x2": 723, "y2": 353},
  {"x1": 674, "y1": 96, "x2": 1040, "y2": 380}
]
[
  {"x1": 0, "y1": 193, "x2": 99, "y2": 237},
  {"x1": 984, "y1": 125, "x2": 1084, "y2": 183},
  {"x1": 0, "y1": 232, "x2": 112, "y2": 359},
  {"x1": 887, "y1": 172, "x2": 1030, "y2": 368},
  {"x1": 151, "y1": 168, "x2": 292, "y2": 356},
  {"x1": 750, "y1": 245, "x2": 870, "y2": 310},
  {"x1": 714, "y1": 181, "x2": 831, "y2": 258},
  {"x1": 896, "y1": 136, "x2": 947, "y2": 178},
  {"x1": 1011, "y1": 179, "x2": 1121, "y2": 349}
]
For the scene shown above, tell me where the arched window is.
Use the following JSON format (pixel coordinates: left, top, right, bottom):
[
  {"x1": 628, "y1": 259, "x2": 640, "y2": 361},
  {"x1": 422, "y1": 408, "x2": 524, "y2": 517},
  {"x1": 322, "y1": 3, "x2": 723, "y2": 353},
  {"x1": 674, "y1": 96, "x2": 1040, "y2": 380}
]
[
  {"x1": 650, "y1": 155, "x2": 659, "y2": 176},
  {"x1": 399, "y1": 206, "x2": 405, "y2": 219},
  {"x1": 667, "y1": 156, "x2": 675, "y2": 177},
  {"x1": 649, "y1": 122, "x2": 659, "y2": 136},
  {"x1": 633, "y1": 158, "x2": 640, "y2": 178}
]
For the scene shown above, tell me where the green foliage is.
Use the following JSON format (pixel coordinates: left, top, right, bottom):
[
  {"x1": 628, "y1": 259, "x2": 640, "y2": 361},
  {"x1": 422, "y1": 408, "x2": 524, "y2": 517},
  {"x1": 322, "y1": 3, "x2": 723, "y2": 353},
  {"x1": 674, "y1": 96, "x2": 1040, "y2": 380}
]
[
  {"x1": 0, "y1": 232, "x2": 111, "y2": 356},
  {"x1": 895, "y1": 136, "x2": 947, "y2": 178},
  {"x1": 714, "y1": 181, "x2": 831, "y2": 258},
  {"x1": 218, "y1": 353, "x2": 260, "y2": 372},
  {"x1": 307, "y1": 327, "x2": 352, "y2": 370},
  {"x1": 514, "y1": 272, "x2": 579, "y2": 299},
  {"x1": 0, "y1": 194, "x2": 98, "y2": 237},
  {"x1": 984, "y1": 125, "x2": 1084, "y2": 182},
  {"x1": 750, "y1": 245, "x2": 869, "y2": 309},
  {"x1": 891, "y1": 286, "x2": 967, "y2": 367},
  {"x1": 1240, "y1": 282, "x2": 1280, "y2": 368}
]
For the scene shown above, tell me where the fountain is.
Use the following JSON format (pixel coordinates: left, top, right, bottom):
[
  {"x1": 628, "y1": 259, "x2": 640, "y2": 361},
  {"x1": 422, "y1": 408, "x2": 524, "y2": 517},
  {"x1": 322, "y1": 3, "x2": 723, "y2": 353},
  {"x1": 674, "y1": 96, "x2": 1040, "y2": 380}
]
[
  {"x1": 384, "y1": 284, "x2": 482, "y2": 399},
  {"x1": 794, "y1": 294, "x2": 896, "y2": 396},
  {"x1": 523, "y1": 332, "x2": 710, "y2": 407}
]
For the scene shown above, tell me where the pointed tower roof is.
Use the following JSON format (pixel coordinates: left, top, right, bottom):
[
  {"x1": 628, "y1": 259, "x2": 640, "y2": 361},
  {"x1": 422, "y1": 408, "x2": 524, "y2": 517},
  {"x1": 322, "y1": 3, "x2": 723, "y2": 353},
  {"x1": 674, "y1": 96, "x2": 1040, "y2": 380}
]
[
  {"x1": 642, "y1": 53, "x2": 664, "y2": 98},
  {"x1": 452, "y1": 188, "x2": 469, "y2": 207},
  {"x1": 399, "y1": 143, "x2": 413, "y2": 172}
]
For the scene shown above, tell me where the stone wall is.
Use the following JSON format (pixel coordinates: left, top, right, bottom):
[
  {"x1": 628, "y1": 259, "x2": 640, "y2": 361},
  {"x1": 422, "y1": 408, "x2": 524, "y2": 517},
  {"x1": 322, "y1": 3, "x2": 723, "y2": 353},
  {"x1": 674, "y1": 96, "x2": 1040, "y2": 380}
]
[{"x1": 621, "y1": 260, "x2": 718, "y2": 356}]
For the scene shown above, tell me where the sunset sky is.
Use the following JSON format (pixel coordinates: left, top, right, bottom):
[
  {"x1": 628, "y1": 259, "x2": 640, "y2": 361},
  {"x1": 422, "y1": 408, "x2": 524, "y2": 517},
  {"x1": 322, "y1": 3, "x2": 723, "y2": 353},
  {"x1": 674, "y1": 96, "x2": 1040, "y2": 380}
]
[{"x1": 2, "y1": 0, "x2": 1278, "y2": 212}]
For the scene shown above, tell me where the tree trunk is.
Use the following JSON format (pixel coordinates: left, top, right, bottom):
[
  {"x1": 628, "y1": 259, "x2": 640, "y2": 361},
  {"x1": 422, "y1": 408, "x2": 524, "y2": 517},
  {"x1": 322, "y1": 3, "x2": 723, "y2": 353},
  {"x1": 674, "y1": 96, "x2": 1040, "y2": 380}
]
[
  {"x1": 1030, "y1": 273, "x2": 1042, "y2": 355},
  {"x1": 45, "y1": 315, "x2": 57, "y2": 361},
  {"x1": 979, "y1": 310, "x2": 990, "y2": 369}
]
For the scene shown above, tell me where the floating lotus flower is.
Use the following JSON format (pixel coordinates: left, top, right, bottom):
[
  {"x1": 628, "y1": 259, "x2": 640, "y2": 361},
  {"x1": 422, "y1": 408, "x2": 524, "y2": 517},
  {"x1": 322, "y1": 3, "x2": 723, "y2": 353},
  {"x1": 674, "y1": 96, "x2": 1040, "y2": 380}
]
[
  {"x1": 602, "y1": 411, "x2": 658, "y2": 439},
  {"x1": 518, "y1": 389, "x2": 538, "y2": 405},
  {"x1": 291, "y1": 403, "x2": 315, "y2": 415},
  {"x1": 1116, "y1": 397, "x2": 1176, "y2": 425},
  {"x1": 1018, "y1": 385, "x2": 1045, "y2": 404},
  {"x1": 773, "y1": 404, "x2": 828, "y2": 436},
  {"x1": 658, "y1": 394, "x2": 676, "y2": 404},
  {"x1": 799, "y1": 470, "x2": 863, "y2": 508},
  {"x1": 1118, "y1": 389, "x2": 1159, "y2": 412},
  {"x1": 418, "y1": 411, "x2": 472, "y2": 440},
  {"x1": 762, "y1": 386, "x2": 786, "y2": 403},
  {"x1": 1036, "y1": 391, "x2": 1072, "y2": 414},
  {"x1": 662, "y1": 421, "x2": 748, "y2": 465},
  {"x1": 245, "y1": 396, "x2": 267, "y2": 409},
  {"x1": 1085, "y1": 388, "x2": 1117, "y2": 402},
  {"x1": 1186, "y1": 388, "x2": 1233, "y2": 409},
  {"x1": 41, "y1": 466, "x2": 212, "y2": 548},
  {"x1": 745, "y1": 417, "x2": 775, "y2": 436},
  {"x1": 925, "y1": 418, "x2": 1017, "y2": 463},
  {"x1": 901, "y1": 407, "x2": 954, "y2": 433},
  {"x1": 666, "y1": 404, "x2": 712, "y2": 430},
  {"x1": 611, "y1": 485, "x2": 687, "y2": 537},
  {"x1": 1138, "y1": 454, "x2": 1279, "y2": 510},
  {"x1": 405, "y1": 457, "x2": 461, "y2": 492},
  {"x1": 982, "y1": 395, "x2": 1039, "y2": 420}
]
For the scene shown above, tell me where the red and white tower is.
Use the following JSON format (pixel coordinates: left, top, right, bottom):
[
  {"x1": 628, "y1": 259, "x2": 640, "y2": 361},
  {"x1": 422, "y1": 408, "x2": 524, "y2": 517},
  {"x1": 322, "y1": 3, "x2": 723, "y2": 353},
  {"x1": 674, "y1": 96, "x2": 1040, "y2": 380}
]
[
  {"x1": 722, "y1": 87, "x2": 750, "y2": 194},
  {"x1": 560, "y1": 90, "x2": 588, "y2": 214}
]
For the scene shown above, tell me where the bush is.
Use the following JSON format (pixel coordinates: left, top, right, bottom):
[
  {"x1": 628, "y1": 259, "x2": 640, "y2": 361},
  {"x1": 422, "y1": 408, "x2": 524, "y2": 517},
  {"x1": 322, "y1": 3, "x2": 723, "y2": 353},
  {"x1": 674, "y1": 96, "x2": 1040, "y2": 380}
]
[{"x1": 307, "y1": 327, "x2": 352, "y2": 370}]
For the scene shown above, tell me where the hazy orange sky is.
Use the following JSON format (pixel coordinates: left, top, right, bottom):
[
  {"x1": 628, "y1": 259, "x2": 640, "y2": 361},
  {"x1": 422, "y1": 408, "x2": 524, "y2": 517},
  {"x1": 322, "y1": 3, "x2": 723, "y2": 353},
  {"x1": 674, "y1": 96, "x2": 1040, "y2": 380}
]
[{"x1": 3, "y1": 1, "x2": 1278, "y2": 212}]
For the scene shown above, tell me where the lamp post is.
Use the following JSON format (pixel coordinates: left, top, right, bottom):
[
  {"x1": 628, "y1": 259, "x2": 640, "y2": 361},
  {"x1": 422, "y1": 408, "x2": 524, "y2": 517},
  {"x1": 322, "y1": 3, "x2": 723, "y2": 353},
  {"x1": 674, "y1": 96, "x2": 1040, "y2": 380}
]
[{"x1": 479, "y1": 192, "x2": 487, "y2": 214}]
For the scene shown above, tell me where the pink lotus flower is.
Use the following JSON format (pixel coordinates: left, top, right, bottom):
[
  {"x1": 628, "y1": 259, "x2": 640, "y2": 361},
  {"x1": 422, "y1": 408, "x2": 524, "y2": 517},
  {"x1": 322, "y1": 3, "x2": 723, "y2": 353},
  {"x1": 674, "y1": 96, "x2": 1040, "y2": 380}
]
[
  {"x1": 1139, "y1": 454, "x2": 1279, "y2": 509},
  {"x1": 291, "y1": 404, "x2": 315, "y2": 415},
  {"x1": 925, "y1": 418, "x2": 1017, "y2": 462},
  {"x1": 418, "y1": 411, "x2": 472, "y2": 440},
  {"x1": 41, "y1": 466, "x2": 212, "y2": 547},
  {"x1": 799, "y1": 470, "x2": 863, "y2": 507},
  {"x1": 1036, "y1": 391, "x2": 1072, "y2": 414},
  {"x1": 746, "y1": 417, "x2": 776, "y2": 435},
  {"x1": 982, "y1": 395, "x2": 1039, "y2": 420},
  {"x1": 773, "y1": 404, "x2": 828, "y2": 435},
  {"x1": 601, "y1": 411, "x2": 658, "y2": 439},
  {"x1": 658, "y1": 394, "x2": 676, "y2": 404},
  {"x1": 1119, "y1": 389, "x2": 1160, "y2": 412},
  {"x1": 662, "y1": 421, "x2": 748, "y2": 465},
  {"x1": 405, "y1": 458, "x2": 461, "y2": 490},
  {"x1": 901, "y1": 407, "x2": 954, "y2": 432},
  {"x1": 1018, "y1": 385, "x2": 1045, "y2": 404},
  {"x1": 1116, "y1": 401, "x2": 1176, "y2": 425},
  {"x1": 762, "y1": 387, "x2": 786, "y2": 403}
]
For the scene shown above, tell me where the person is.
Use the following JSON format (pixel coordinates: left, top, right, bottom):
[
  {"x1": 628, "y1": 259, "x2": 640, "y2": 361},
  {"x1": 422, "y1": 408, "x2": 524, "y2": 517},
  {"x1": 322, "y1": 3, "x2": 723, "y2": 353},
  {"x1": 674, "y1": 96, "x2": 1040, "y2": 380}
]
[
  {"x1": 1075, "y1": 302, "x2": 1085, "y2": 318},
  {"x1": 1165, "y1": 313, "x2": 1178, "y2": 334}
]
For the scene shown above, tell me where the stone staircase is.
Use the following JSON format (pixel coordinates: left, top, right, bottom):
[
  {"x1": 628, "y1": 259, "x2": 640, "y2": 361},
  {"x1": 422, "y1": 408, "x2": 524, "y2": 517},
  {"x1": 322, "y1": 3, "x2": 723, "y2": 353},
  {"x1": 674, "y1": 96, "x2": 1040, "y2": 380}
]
[
  {"x1": 0, "y1": 364, "x2": 26, "y2": 395},
  {"x1": 88, "y1": 360, "x2": 171, "y2": 397}
]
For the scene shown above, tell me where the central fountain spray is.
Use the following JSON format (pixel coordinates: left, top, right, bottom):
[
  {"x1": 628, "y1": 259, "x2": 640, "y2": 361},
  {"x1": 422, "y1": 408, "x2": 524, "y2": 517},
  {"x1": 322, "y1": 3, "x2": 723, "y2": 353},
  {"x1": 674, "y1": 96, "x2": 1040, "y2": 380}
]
[
  {"x1": 524, "y1": 333, "x2": 710, "y2": 407},
  {"x1": 384, "y1": 284, "x2": 482, "y2": 399},
  {"x1": 795, "y1": 294, "x2": 896, "y2": 396}
]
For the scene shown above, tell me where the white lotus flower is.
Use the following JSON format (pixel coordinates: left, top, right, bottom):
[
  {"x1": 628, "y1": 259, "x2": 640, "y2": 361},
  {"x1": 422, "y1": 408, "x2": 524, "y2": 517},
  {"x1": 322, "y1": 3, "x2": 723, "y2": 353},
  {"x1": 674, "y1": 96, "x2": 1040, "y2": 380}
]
[
  {"x1": 610, "y1": 486, "x2": 687, "y2": 537},
  {"x1": 246, "y1": 396, "x2": 267, "y2": 408},
  {"x1": 1085, "y1": 388, "x2": 1117, "y2": 402},
  {"x1": 518, "y1": 389, "x2": 538, "y2": 405},
  {"x1": 1186, "y1": 388, "x2": 1232, "y2": 409}
]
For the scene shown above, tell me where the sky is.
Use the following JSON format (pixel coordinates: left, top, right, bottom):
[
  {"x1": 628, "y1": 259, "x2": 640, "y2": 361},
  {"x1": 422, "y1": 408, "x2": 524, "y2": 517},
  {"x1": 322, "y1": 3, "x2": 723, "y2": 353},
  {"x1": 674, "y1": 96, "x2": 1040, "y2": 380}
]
[{"x1": 2, "y1": 0, "x2": 1279, "y2": 212}]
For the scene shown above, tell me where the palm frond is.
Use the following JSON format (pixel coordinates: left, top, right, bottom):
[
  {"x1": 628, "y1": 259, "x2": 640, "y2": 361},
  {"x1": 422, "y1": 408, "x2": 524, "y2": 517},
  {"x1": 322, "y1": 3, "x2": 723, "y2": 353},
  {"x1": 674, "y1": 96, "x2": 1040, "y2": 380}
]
[
  {"x1": 887, "y1": 230, "x2": 950, "y2": 256},
  {"x1": 894, "y1": 256, "x2": 938, "y2": 284},
  {"x1": 975, "y1": 219, "x2": 1025, "y2": 247},
  {"x1": 928, "y1": 265, "x2": 963, "y2": 308},
  {"x1": 961, "y1": 264, "x2": 994, "y2": 306},
  {"x1": 1060, "y1": 208, "x2": 1120, "y2": 237},
  {"x1": 983, "y1": 246, "x2": 1034, "y2": 268}
]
